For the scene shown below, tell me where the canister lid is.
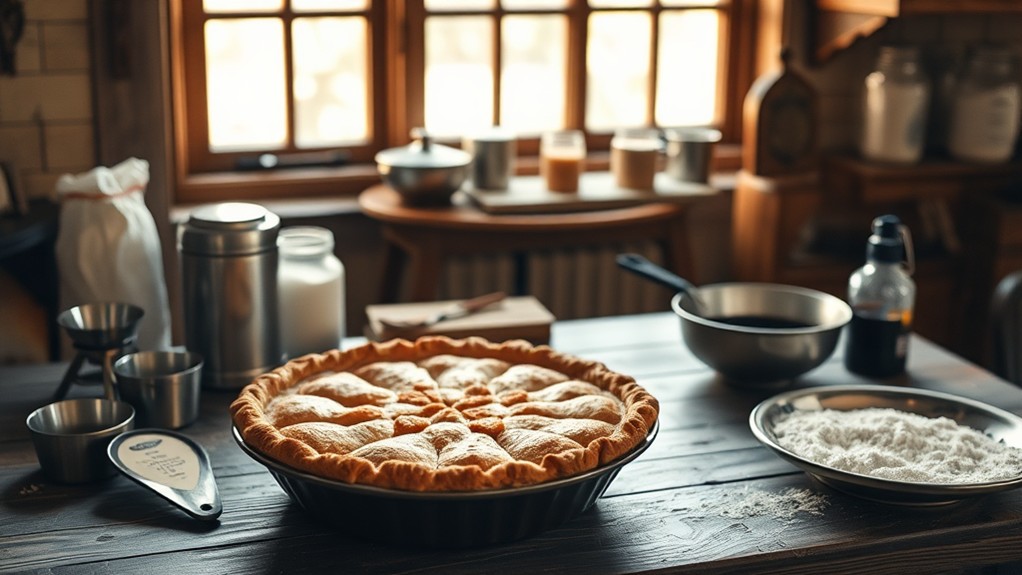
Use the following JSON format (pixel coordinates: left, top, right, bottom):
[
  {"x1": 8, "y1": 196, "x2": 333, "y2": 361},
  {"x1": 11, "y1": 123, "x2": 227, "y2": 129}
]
[{"x1": 178, "y1": 202, "x2": 281, "y2": 256}]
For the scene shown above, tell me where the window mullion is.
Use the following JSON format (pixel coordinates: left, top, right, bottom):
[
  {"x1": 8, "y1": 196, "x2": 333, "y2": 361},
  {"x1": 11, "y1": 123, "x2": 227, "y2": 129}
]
[
  {"x1": 283, "y1": 8, "x2": 297, "y2": 152},
  {"x1": 492, "y1": 11, "x2": 502, "y2": 127},
  {"x1": 566, "y1": 1, "x2": 588, "y2": 130},
  {"x1": 647, "y1": 4, "x2": 660, "y2": 127},
  {"x1": 401, "y1": 0, "x2": 427, "y2": 142}
]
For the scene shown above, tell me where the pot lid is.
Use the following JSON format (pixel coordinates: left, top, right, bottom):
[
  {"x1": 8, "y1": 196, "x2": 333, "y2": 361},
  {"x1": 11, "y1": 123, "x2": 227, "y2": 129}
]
[{"x1": 375, "y1": 128, "x2": 471, "y2": 169}]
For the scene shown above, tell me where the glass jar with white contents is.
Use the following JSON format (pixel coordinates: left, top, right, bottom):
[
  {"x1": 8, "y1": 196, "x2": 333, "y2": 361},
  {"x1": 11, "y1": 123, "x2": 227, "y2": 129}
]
[
  {"x1": 278, "y1": 226, "x2": 345, "y2": 359},
  {"x1": 947, "y1": 45, "x2": 1022, "y2": 164},
  {"x1": 860, "y1": 45, "x2": 931, "y2": 164}
]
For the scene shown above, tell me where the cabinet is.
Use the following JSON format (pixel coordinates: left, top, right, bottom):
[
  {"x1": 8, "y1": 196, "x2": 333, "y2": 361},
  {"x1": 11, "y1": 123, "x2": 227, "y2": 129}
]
[
  {"x1": 732, "y1": 153, "x2": 1022, "y2": 360},
  {"x1": 813, "y1": 1, "x2": 1022, "y2": 62}
]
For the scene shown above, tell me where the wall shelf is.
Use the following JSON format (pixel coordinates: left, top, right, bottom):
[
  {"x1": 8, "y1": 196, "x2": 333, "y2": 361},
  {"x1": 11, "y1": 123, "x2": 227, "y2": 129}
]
[
  {"x1": 732, "y1": 153, "x2": 1022, "y2": 357},
  {"x1": 813, "y1": 1, "x2": 1022, "y2": 62}
]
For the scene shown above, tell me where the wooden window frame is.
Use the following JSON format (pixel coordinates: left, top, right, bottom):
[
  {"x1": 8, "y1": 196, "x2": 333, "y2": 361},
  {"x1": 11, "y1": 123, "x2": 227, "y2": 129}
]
[{"x1": 170, "y1": 0, "x2": 757, "y2": 204}]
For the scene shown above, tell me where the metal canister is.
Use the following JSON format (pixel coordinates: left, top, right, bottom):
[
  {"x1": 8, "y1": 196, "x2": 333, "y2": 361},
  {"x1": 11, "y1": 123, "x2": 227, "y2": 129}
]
[
  {"x1": 178, "y1": 202, "x2": 282, "y2": 390},
  {"x1": 463, "y1": 127, "x2": 516, "y2": 190}
]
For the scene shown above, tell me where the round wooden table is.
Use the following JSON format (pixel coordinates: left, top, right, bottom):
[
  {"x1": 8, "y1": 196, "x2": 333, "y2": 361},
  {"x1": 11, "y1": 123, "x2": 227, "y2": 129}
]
[{"x1": 358, "y1": 184, "x2": 708, "y2": 302}]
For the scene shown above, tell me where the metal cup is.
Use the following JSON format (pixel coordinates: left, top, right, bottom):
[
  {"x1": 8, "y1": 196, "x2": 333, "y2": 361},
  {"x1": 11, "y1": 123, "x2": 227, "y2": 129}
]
[
  {"x1": 663, "y1": 127, "x2": 721, "y2": 183},
  {"x1": 464, "y1": 127, "x2": 516, "y2": 190},
  {"x1": 113, "y1": 351, "x2": 204, "y2": 429},
  {"x1": 26, "y1": 398, "x2": 135, "y2": 483}
]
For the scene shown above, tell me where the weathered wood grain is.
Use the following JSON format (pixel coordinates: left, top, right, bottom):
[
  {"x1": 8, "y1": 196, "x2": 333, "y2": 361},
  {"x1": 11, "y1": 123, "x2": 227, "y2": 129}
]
[{"x1": 4, "y1": 313, "x2": 1022, "y2": 574}]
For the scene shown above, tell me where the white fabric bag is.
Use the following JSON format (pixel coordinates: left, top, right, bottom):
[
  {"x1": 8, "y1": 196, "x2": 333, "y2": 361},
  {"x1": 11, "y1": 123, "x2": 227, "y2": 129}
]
[{"x1": 55, "y1": 158, "x2": 172, "y2": 352}]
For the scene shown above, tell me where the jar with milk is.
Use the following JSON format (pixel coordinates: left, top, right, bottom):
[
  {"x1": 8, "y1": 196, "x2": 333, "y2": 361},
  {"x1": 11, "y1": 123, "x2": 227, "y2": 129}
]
[
  {"x1": 860, "y1": 45, "x2": 930, "y2": 164},
  {"x1": 947, "y1": 45, "x2": 1021, "y2": 164},
  {"x1": 278, "y1": 226, "x2": 345, "y2": 359}
]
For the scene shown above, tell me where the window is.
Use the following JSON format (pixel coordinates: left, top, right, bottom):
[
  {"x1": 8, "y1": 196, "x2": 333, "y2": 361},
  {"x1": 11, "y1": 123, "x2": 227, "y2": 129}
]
[{"x1": 171, "y1": 0, "x2": 754, "y2": 202}]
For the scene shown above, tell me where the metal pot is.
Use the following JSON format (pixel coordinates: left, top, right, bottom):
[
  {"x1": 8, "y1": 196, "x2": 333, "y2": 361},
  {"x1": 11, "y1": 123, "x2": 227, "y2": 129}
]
[
  {"x1": 618, "y1": 253, "x2": 852, "y2": 386},
  {"x1": 375, "y1": 128, "x2": 471, "y2": 205}
]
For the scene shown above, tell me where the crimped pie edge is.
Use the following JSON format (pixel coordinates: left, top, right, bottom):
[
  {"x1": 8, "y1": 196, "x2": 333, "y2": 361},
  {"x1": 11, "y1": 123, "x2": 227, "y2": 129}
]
[{"x1": 230, "y1": 336, "x2": 660, "y2": 492}]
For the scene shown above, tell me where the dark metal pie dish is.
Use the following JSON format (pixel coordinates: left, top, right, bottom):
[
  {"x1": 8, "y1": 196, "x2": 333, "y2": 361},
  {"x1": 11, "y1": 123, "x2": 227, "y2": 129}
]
[{"x1": 232, "y1": 422, "x2": 657, "y2": 548}]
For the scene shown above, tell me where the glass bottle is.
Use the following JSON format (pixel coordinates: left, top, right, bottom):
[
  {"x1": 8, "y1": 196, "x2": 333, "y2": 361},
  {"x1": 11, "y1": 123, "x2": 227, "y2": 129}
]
[
  {"x1": 278, "y1": 226, "x2": 345, "y2": 359},
  {"x1": 860, "y1": 45, "x2": 931, "y2": 164},
  {"x1": 844, "y1": 215, "x2": 916, "y2": 378},
  {"x1": 947, "y1": 44, "x2": 1022, "y2": 164}
]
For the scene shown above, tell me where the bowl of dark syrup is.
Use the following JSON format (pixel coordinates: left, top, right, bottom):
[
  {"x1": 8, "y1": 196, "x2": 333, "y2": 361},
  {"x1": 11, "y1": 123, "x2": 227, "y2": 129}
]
[{"x1": 671, "y1": 283, "x2": 852, "y2": 386}]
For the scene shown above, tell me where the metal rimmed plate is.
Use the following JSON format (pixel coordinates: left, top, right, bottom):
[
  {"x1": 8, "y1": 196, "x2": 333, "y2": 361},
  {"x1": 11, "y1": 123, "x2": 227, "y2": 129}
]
[
  {"x1": 749, "y1": 384, "x2": 1022, "y2": 505},
  {"x1": 233, "y1": 422, "x2": 657, "y2": 547}
]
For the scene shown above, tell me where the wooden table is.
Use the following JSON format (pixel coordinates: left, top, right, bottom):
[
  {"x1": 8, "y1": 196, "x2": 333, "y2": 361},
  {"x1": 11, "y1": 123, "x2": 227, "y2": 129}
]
[
  {"x1": 359, "y1": 184, "x2": 708, "y2": 302},
  {"x1": 4, "y1": 313, "x2": 1022, "y2": 574}
]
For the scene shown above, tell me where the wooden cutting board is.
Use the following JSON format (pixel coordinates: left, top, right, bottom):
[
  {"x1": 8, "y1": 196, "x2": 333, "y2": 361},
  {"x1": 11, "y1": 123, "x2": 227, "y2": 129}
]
[
  {"x1": 364, "y1": 296, "x2": 555, "y2": 344},
  {"x1": 462, "y1": 171, "x2": 716, "y2": 214}
]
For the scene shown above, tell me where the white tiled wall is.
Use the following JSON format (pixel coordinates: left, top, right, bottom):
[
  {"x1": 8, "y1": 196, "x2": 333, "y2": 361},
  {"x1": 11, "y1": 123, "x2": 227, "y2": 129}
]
[{"x1": 0, "y1": 0, "x2": 94, "y2": 202}]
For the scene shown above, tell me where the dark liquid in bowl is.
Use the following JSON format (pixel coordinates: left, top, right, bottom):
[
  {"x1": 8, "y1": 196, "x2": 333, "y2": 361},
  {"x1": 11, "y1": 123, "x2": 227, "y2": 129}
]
[{"x1": 707, "y1": 315, "x2": 815, "y2": 329}]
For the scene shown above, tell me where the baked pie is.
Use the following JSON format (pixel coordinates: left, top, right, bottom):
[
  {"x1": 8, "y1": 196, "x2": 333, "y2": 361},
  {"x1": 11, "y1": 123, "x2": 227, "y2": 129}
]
[{"x1": 230, "y1": 336, "x2": 659, "y2": 492}]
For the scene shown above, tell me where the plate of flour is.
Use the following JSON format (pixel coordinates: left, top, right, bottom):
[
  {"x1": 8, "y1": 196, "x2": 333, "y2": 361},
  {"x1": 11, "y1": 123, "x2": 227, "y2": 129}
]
[{"x1": 750, "y1": 384, "x2": 1022, "y2": 505}]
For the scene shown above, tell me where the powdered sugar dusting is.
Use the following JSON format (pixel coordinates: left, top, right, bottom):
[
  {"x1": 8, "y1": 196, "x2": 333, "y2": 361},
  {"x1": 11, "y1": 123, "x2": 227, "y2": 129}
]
[{"x1": 774, "y1": 407, "x2": 1022, "y2": 484}]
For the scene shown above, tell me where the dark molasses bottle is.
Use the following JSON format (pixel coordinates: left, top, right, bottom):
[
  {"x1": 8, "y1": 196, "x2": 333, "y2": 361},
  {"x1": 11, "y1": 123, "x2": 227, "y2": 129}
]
[{"x1": 844, "y1": 215, "x2": 916, "y2": 378}]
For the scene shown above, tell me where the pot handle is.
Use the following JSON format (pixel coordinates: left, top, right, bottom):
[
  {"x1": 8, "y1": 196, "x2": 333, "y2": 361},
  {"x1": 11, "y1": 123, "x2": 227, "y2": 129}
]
[{"x1": 615, "y1": 253, "x2": 699, "y2": 294}]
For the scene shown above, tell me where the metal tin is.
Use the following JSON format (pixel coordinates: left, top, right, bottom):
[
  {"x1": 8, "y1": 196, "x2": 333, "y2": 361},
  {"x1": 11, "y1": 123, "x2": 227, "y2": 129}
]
[
  {"x1": 464, "y1": 127, "x2": 516, "y2": 190},
  {"x1": 233, "y1": 422, "x2": 657, "y2": 548},
  {"x1": 178, "y1": 202, "x2": 282, "y2": 390}
]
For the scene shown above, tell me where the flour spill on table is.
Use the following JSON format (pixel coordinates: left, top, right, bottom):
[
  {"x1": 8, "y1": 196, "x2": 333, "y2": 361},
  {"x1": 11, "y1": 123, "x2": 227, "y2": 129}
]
[
  {"x1": 677, "y1": 486, "x2": 829, "y2": 522},
  {"x1": 774, "y1": 407, "x2": 1022, "y2": 484}
]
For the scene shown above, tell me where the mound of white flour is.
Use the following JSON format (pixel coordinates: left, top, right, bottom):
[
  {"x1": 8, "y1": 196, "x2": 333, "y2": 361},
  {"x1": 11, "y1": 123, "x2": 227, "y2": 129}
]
[{"x1": 773, "y1": 407, "x2": 1022, "y2": 484}]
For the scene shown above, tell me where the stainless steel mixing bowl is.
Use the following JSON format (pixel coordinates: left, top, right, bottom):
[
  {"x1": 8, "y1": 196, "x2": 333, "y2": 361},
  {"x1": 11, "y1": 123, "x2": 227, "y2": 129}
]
[{"x1": 671, "y1": 283, "x2": 853, "y2": 385}]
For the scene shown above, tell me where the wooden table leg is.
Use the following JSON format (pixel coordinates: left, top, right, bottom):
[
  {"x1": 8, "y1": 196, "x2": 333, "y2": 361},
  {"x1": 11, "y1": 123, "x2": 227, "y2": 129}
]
[
  {"x1": 379, "y1": 234, "x2": 406, "y2": 304},
  {"x1": 405, "y1": 243, "x2": 444, "y2": 302},
  {"x1": 663, "y1": 211, "x2": 697, "y2": 284}
]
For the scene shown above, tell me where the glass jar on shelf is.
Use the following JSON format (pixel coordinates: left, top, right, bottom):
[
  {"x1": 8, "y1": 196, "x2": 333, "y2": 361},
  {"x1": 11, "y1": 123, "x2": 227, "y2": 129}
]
[
  {"x1": 947, "y1": 44, "x2": 1021, "y2": 164},
  {"x1": 278, "y1": 226, "x2": 345, "y2": 360},
  {"x1": 860, "y1": 45, "x2": 931, "y2": 164}
]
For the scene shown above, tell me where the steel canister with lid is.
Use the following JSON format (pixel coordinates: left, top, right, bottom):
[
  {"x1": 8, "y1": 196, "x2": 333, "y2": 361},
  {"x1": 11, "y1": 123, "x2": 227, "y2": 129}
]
[{"x1": 178, "y1": 202, "x2": 283, "y2": 390}]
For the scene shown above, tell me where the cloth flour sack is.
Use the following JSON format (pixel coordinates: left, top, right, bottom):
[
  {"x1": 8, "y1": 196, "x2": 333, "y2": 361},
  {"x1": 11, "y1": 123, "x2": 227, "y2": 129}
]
[{"x1": 55, "y1": 157, "x2": 172, "y2": 352}]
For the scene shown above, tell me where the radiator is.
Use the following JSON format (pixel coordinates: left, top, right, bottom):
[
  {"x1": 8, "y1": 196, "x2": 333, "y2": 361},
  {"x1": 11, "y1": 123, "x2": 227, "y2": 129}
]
[{"x1": 438, "y1": 242, "x2": 675, "y2": 320}]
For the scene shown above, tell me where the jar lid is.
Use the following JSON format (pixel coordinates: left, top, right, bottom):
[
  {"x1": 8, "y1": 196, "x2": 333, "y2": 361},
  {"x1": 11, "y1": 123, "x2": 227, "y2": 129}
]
[
  {"x1": 178, "y1": 202, "x2": 281, "y2": 256},
  {"x1": 279, "y1": 226, "x2": 335, "y2": 258},
  {"x1": 375, "y1": 128, "x2": 471, "y2": 170}
]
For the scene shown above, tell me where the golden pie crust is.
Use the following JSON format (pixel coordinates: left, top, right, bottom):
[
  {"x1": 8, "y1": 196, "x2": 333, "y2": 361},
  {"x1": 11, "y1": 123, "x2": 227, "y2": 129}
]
[{"x1": 230, "y1": 336, "x2": 659, "y2": 492}]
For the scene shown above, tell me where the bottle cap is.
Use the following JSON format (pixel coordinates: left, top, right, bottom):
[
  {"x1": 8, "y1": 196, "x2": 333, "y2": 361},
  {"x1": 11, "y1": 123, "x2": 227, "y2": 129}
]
[{"x1": 866, "y1": 214, "x2": 904, "y2": 263}]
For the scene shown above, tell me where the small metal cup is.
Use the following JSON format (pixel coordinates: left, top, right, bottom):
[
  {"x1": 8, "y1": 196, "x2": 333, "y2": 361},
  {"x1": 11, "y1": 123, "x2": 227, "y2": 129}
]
[
  {"x1": 464, "y1": 127, "x2": 516, "y2": 190},
  {"x1": 26, "y1": 398, "x2": 135, "y2": 484},
  {"x1": 113, "y1": 351, "x2": 204, "y2": 429},
  {"x1": 663, "y1": 127, "x2": 721, "y2": 183}
]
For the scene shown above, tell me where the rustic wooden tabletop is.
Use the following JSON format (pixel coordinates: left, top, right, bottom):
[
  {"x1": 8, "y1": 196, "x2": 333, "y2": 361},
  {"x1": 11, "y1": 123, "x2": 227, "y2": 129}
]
[{"x1": 4, "y1": 312, "x2": 1022, "y2": 574}]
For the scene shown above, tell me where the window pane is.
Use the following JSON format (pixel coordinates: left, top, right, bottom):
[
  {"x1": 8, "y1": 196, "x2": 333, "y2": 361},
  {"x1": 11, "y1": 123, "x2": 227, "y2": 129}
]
[
  {"x1": 500, "y1": 15, "x2": 566, "y2": 134},
  {"x1": 660, "y1": 0, "x2": 723, "y2": 6},
  {"x1": 656, "y1": 10, "x2": 718, "y2": 127},
  {"x1": 203, "y1": 0, "x2": 282, "y2": 13},
  {"x1": 426, "y1": 0, "x2": 496, "y2": 10},
  {"x1": 502, "y1": 0, "x2": 568, "y2": 8},
  {"x1": 589, "y1": 0, "x2": 651, "y2": 8},
  {"x1": 586, "y1": 12, "x2": 651, "y2": 131},
  {"x1": 293, "y1": 0, "x2": 368, "y2": 11},
  {"x1": 205, "y1": 19, "x2": 287, "y2": 151},
  {"x1": 425, "y1": 16, "x2": 494, "y2": 137},
  {"x1": 292, "y1": 17, "x2": 369, "y2": 147}
]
